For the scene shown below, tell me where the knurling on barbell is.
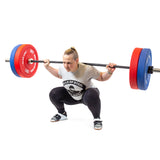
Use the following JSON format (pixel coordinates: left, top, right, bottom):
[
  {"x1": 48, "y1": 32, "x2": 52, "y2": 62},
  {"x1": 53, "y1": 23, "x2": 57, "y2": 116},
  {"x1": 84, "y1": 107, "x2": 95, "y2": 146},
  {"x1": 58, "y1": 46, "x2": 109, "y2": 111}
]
[{"x1": 5, "y1": 44, "x2": 160, "y2": 90}]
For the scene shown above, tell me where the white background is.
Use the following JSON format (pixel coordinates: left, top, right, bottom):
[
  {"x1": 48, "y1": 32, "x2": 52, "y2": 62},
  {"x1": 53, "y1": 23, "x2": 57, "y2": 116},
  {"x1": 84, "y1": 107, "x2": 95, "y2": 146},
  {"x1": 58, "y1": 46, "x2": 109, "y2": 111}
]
[{"x1": 1, "y1": 0, "x2": 160, "y2": 159}]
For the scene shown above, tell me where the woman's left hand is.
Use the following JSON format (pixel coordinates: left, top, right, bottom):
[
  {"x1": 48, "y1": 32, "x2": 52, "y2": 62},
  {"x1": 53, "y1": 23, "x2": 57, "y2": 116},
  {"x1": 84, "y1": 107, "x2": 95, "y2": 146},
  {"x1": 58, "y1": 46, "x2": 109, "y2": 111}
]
[{"x1": 106, "y1": 63, "x2": 116, "y2": 74}]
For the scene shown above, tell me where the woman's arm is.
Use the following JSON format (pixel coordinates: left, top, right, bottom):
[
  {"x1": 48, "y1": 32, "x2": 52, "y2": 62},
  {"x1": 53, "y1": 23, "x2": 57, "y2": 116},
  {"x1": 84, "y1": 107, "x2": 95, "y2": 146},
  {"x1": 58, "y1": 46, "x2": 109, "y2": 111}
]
[
  {"x1": 44, "y1": 59, "x2": 62, "y2": 79},
  {"x1": 96, "y1": 63, "x2": 116, "y2": 81}
]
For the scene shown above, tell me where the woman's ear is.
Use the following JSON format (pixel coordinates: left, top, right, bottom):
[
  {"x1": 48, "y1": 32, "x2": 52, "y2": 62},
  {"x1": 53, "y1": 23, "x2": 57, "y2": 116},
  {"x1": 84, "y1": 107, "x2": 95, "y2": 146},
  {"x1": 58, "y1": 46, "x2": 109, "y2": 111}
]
[{"x1": 76, "y1": 58, "x2": 79, "y2": 63}]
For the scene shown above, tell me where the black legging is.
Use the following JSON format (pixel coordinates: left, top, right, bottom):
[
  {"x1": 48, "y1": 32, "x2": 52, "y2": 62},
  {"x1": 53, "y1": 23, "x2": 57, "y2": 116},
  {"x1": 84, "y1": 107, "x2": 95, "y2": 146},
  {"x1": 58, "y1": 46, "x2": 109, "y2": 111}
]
[{"x1": 49, "y1": 87, "x2": 101, "y2": 119}]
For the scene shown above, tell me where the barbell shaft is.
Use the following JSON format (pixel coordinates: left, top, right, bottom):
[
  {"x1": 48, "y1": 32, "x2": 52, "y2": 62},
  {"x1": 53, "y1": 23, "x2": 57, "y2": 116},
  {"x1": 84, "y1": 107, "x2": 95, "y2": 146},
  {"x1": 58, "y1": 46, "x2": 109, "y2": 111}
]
[{"x1": 30, "y1": 60, "x2": 130, "y2": 69}]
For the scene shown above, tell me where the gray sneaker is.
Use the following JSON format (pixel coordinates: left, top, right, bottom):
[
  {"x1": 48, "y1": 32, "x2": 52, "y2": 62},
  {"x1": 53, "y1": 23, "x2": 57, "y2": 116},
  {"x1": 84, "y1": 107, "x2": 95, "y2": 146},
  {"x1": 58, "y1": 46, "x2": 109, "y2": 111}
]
[
  {"x1": 50, "y1": 113, "x2": 67, "y2": 122},
  {"x1": 94, "y1": 119, "x2": 102, "y2": 130}
]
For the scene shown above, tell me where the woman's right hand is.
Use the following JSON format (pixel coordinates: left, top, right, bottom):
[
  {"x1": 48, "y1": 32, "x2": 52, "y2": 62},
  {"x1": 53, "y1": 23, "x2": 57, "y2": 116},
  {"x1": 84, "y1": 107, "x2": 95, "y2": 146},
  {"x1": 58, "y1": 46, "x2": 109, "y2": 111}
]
[{"x1": 44, "y1": 59, "x2": 50, "y2": 68}]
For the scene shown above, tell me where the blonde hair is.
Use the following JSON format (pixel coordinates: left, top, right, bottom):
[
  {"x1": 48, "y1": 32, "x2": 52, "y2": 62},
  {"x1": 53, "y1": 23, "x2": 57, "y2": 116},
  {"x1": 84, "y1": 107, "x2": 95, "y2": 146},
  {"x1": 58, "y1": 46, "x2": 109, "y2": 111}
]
[{"x1": 64, "y1": 47, "x2": 79, "y2": 60}]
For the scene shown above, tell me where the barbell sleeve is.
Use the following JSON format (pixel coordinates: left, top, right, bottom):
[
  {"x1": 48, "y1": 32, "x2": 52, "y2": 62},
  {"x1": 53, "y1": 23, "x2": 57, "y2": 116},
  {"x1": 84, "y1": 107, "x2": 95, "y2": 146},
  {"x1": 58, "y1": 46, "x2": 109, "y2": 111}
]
[
  {"x1": 153, "y1": 68, "x2": 160, "y2": 73},
  {"x1": 5, "y1": 59, "x2": 10, "y2": 62}
]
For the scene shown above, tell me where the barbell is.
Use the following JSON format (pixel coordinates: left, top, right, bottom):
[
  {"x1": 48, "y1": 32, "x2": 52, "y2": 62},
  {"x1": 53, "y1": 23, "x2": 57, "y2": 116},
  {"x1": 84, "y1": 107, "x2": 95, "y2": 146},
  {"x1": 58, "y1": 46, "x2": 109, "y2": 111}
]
[{"x1": 5, "y1": 44, "x2": 160, "y2": 90}]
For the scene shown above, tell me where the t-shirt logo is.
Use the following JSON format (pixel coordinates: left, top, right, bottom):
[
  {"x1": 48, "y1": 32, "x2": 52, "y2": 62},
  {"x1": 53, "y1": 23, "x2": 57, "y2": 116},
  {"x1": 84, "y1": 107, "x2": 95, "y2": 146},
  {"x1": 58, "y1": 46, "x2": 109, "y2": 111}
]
[{"x1": 63, "y1": 80, "x2": 86, "y2": 100}]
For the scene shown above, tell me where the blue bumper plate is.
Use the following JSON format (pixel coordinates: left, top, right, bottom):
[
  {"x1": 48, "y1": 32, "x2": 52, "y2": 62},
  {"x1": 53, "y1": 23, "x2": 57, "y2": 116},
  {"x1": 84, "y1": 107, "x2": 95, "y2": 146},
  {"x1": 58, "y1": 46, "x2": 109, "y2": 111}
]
[{"x1": 137, "y1": 48, "x2": 152, "y2": 90}]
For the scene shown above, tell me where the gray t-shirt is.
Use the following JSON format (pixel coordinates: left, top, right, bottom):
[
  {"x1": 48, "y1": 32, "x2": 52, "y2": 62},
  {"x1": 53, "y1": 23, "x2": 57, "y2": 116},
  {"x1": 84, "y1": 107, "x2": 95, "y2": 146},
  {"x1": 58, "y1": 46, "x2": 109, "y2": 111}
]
[{"x1": 58, "y1": 63, "x2": 100, "y2": 100}]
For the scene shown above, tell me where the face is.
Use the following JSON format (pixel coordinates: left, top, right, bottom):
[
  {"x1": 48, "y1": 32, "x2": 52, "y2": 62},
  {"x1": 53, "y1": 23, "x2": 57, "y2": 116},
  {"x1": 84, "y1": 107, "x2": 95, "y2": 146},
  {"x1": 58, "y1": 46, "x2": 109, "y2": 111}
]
[{"x1": 63, "y1": 54, "x2": 79, "y2": 72}]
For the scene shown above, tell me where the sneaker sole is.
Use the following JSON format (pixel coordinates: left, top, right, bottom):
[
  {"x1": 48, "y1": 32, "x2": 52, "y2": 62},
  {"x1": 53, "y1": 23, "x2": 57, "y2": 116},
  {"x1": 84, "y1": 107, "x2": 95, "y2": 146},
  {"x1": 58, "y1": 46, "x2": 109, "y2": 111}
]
[
  {"x1": 50, "y1": 119, "x2": 68, "y2": 122},
  {"x1": 94, "y1": 127, "x2": 102, "y2": 130}
]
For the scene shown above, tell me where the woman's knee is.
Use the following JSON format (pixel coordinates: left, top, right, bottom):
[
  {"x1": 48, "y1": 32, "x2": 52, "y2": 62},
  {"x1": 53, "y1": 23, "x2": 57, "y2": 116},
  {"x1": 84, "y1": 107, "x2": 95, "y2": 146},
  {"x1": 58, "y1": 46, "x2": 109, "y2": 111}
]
[
  {"x1": 49, "y1": 87, "x2": 65, "y2": 101},
  {"x1": 85, "y1": 88, "x2": 99, "y2": 98},
  {"x1": 83, "y1": 88, "x2": 100, "y2": 104}
]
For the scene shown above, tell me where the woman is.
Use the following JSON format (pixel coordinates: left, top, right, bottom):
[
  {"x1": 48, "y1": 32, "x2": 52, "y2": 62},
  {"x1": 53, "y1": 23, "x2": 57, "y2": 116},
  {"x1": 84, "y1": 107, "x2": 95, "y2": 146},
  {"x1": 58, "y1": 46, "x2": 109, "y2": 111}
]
[{"x1": 44, "y1": 47, "x2": 116, "y2": 130}]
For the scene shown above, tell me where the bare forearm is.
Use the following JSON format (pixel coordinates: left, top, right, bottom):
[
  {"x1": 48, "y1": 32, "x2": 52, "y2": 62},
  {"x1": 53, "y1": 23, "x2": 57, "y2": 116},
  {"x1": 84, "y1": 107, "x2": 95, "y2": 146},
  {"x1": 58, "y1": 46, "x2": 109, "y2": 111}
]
[
  {"x1": 101, "y1": 71, "x2": 112, "y2": 81},
  {"x1": 97, "y1": 71, "x2": 112, "y2": 81},
  {"x1": 97, "y1": 63, "x2": 116, "y2": 81},
  {"x1": 45, "y1": 66, "x2": 61, "y2": 79}
]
